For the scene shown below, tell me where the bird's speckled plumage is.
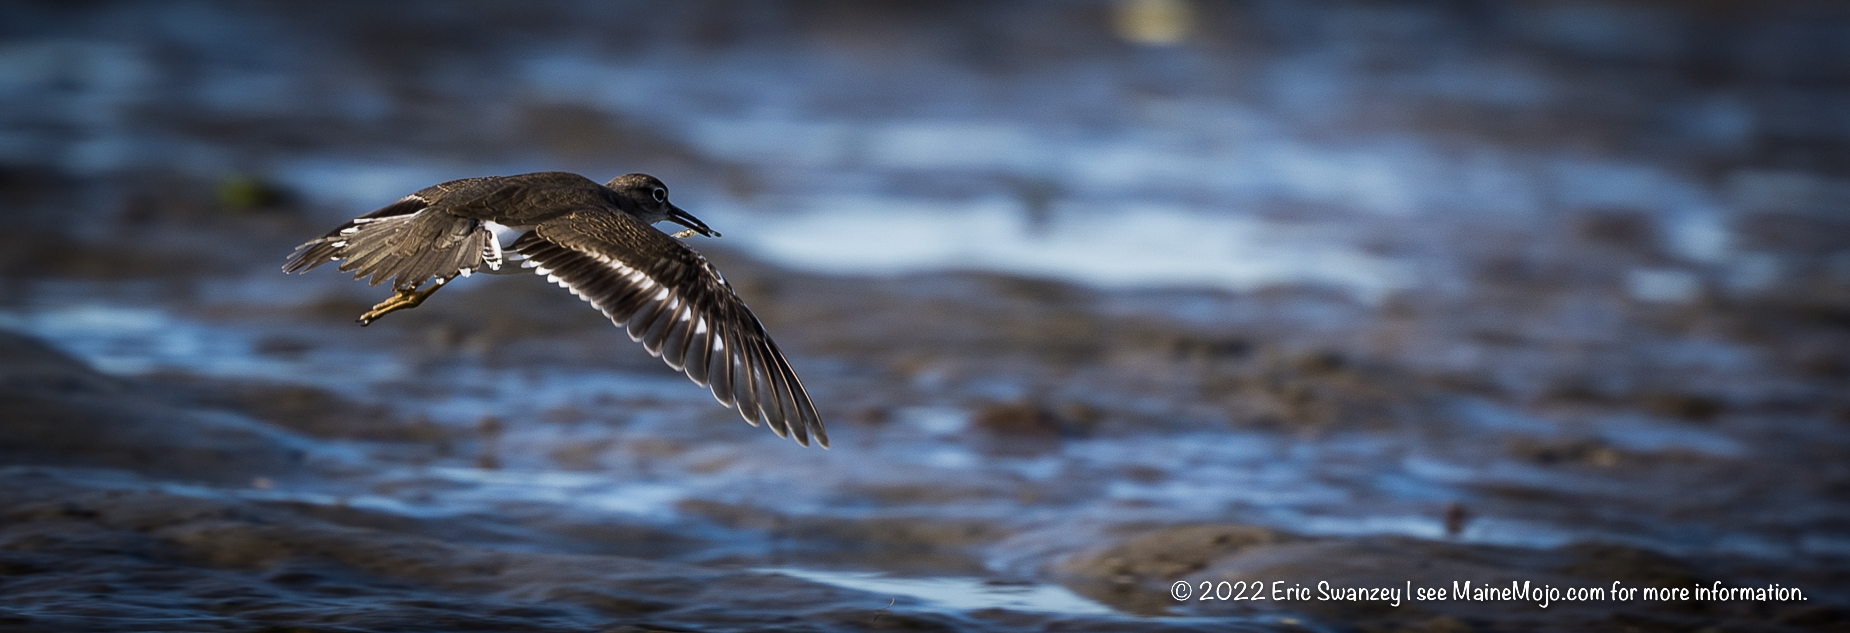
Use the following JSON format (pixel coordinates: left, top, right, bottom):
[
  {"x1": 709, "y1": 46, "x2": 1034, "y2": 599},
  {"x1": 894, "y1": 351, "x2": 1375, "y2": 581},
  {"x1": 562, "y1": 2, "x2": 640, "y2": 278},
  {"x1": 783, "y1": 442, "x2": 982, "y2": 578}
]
[{"x1": 284, "y1": 172, "x2": 826, "y2": 447}]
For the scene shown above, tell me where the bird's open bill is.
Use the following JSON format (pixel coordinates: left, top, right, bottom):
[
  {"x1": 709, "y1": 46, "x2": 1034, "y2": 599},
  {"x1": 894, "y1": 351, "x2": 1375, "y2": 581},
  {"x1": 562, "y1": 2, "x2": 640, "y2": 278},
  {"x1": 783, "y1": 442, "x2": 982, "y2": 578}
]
[{"x1": 668, "y1": 204, "x2": 720, "y2": 238}]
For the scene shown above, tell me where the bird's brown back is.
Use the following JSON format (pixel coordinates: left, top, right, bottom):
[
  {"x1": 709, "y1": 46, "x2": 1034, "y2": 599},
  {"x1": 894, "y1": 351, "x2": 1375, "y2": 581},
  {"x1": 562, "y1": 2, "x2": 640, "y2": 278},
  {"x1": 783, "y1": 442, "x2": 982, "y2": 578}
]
[{"x1": 423, "y1": 172, "x2": 626, "y2": 226}]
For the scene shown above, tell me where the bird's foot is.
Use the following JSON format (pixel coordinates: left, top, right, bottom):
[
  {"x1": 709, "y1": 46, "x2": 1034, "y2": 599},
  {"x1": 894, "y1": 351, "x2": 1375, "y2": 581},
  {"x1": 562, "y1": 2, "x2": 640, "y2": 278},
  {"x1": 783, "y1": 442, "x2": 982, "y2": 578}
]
[{"x1": 358, "y1": 280, "x2": 444, "y2": 326}]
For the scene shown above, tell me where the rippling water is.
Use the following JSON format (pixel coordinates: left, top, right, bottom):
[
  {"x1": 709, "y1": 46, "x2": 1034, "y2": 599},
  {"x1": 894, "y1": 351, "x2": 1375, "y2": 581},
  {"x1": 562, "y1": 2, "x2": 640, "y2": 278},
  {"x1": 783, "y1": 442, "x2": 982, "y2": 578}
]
[{"x1": 3, "y1": 1, "x2": 1848, "y2": 631}]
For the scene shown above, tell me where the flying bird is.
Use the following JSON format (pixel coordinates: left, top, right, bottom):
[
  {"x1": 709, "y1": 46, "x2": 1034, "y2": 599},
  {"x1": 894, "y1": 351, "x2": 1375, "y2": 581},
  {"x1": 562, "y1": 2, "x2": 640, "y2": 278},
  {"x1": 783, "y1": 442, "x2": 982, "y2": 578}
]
[{"x1": 284, "y1": 172, "x2": 826, "y2": 447}]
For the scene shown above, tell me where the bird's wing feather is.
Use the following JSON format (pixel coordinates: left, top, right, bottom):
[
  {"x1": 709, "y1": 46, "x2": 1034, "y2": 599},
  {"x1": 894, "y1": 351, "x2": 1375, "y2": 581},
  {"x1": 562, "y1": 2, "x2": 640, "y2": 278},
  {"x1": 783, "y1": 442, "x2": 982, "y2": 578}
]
[
  {"x1": 282, "y1": 194, "x2": 427, "y2": 275},
  {"x1": 283, "y1": 177, "x2": 507, "y2": 289},
  {"x1": 283, "y1": 195, "x2": 499, "y2": 290},
  {"x1": 512, "y1": 212, "x2": 826, "y2": 448}
]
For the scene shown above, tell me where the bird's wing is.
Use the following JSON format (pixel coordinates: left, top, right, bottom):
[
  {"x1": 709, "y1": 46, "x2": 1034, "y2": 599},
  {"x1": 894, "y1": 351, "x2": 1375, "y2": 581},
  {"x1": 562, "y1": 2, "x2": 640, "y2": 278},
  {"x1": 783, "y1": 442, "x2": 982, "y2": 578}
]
[
  {"x1": 283, "y1": 185, "x2": 502, "y2": 291},
  {"x1": 513, "y1": 212, "x2": 827, "y2": 448}
]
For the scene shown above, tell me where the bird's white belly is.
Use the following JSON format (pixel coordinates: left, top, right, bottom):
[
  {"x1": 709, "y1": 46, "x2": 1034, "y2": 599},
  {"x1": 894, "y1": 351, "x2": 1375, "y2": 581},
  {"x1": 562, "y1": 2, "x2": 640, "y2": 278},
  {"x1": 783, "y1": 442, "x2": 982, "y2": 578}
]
[{"x1": 482, "y1": 221, "x2": 531, "y2": 249}]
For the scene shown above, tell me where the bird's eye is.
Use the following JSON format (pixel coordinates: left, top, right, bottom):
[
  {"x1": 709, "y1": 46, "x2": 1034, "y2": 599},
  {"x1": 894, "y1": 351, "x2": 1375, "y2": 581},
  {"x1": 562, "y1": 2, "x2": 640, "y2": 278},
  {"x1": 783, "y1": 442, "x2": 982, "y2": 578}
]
[{"x1": 652, "y1": 188, "x2": 666, "y2": 203}]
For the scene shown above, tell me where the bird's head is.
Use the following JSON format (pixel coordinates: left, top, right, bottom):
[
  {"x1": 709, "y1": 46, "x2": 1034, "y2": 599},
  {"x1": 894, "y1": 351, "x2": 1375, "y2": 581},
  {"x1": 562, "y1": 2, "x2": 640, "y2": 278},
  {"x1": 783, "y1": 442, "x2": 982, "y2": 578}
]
[{"x1": 605, "y1": 173, "x2": 720, "y2": 238}]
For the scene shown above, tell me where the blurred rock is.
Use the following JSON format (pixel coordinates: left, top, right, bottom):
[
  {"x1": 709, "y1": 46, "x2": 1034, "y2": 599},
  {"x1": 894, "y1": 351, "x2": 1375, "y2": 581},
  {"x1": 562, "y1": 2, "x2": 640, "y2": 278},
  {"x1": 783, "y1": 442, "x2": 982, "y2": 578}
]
[
  {"x1": 1572, "y1": 208, "x2": 1659, "y2": 252},
  {"x1": 970, "y1": 402, "x2": 1066, "y2": 438},
  {"x1": 152, "y1": 378, "x2": 428, "y2": 444},
  {"x1": 0, "y1": 331, "x2": 318, "y2": 484},
  {"x1": 1060, "y1": 524, "x2": 1804, "y2": 630},
  {"x1": 1639, "y1": 391, "x2": 1725, "y2": 422},
  {"x1": 1054, "y1": 524, "x2": 1289, "y2": 613},
  {"x1": 1508, "y1": 436, "x2": 1622, "y2": 467},
  {"x1": 969, "y1": 400, "x2": 1101, "y2": 454},
  {"x1": 1442, "y1": 502, "x2": 1470, "y2": 538},
  {"x1": 0, "y1": 468, "x2": 919, "y2": 633}
]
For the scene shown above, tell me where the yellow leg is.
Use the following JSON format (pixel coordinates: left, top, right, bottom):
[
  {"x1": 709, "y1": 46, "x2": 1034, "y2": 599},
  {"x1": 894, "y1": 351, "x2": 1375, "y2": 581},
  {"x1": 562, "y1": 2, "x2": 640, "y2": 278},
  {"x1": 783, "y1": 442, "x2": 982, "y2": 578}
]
[{"x1": 358, "y1": 279, "x2": 446, "y2": 326}]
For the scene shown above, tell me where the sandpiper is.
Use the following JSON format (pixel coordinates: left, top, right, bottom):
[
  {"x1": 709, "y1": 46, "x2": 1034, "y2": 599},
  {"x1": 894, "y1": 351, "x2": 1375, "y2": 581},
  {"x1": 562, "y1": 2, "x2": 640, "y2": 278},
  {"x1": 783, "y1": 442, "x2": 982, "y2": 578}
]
[{"x1": 284, "y1": 172, "x2": 826, "y2": 447}]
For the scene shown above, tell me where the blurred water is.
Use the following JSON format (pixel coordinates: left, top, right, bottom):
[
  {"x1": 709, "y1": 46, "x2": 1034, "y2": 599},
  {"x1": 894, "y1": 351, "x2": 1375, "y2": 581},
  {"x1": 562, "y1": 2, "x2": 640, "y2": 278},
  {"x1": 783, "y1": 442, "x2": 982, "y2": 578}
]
[
  {"x1": 0, "y1": 282, "x2": 405, "y2": 382},
  {"x1": 0, "y1": 283, "x2": 1807, "y2": 565},
  {"x1": 758, "y1": 568, "x2": 1115, "y2": 615},
  {"x1": 14, "y1": 1, "x2": 1836, "y2": 302},
  {"x1": 3, "y1": 1, "x2": 1848, "y2": 628}
]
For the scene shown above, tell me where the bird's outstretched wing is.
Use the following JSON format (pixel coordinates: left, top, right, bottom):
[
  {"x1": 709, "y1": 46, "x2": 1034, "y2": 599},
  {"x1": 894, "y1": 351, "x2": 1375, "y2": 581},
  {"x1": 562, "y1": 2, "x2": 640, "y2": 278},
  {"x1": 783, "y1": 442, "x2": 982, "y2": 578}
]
[
  {"x1": 513, "y1": 212, "x2": 827, "y2": 447},
  {"x1": 283, "y1": 179, "x2": 502, "y2": 290}
]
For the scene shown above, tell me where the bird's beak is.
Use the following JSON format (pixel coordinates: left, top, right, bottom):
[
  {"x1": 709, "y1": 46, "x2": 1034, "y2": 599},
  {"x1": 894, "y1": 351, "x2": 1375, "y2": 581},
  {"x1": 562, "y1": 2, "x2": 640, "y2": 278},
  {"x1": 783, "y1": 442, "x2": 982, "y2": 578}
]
[{"x1": 667, "y1": 204, "x2": 720, "y2": 238}]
